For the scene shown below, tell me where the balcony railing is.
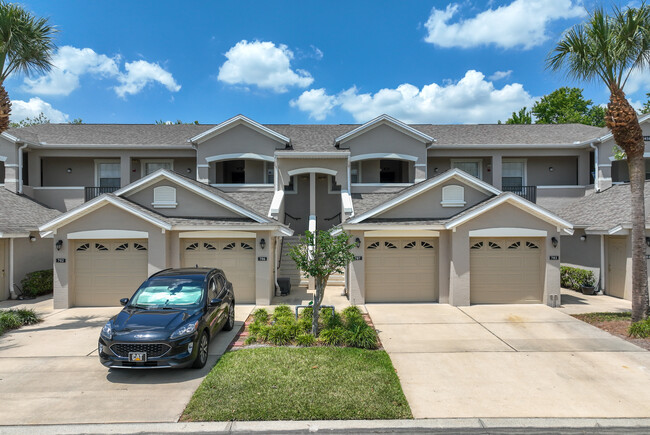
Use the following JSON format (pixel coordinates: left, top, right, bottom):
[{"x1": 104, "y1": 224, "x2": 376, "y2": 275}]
[
  {"x1": 85, "y1": 186, "x2": 120, "y2": 201},
  {"x1": 502, "y1": 185, "x2": 537, "y2": 203}
]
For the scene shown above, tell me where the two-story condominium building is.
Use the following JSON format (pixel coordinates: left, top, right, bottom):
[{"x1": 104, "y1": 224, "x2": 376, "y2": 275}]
[{"x1": 1, "y1": 114, "x2": 649, "y2": 308}]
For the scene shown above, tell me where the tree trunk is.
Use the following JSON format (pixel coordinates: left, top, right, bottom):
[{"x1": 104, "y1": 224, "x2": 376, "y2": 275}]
[
  {"x1": 607, "y1": 85, "x2": 649, "y2": 322},
  {"x1": 0, "y1": 83, "x2": 11, "y2": 133},
  {"x1": 311, "y1": 275, "x2": 329, "y2": 336}
]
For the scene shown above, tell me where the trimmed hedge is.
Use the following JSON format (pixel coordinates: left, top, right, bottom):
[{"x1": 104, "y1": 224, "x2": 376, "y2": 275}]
[
  {"x1": 20, "y1": 269, "x2": 53, "y2": 297},
  {"x1": 560, "y1": 266, "x2": 595, "y2": 291}
]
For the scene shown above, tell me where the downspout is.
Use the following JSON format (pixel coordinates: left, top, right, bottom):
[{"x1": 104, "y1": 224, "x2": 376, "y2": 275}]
[
  {"x1": 8, "y1": 238, "x2": 14, "y2": 299},
  {"x1": 590, "y1": 143, "x2": 599, "y2": 192},
  {"x1": 600, "y1": 234, "x2": 606, "y2": 293},
  {"x1": 17, "y1": 143, "x2": 27, "y2": 194}
]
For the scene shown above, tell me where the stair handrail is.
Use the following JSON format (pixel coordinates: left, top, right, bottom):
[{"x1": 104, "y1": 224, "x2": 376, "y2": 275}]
[
  {"x1": 284, "y1": 212, "x2": 302, "y2": 224},
  {"x1": 324, "y1": 212, "x2": 341, "y2": 222},
  {"x1": 277, "y1": 236, "x2": 284, "y2": 270}
]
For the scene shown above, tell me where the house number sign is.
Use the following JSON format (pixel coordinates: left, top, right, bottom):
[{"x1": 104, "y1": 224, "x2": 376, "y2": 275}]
[
  {"x1": 549, "y1": 255, "x2": 559, "y2": 261},
  {"x1": 257, "y1": 256, "x2": 267, "y2": 261},
  {"x1": 354, "y1": 256, "x2": 363, "y2": 261},
  {"x1": 55, "y1": 258, "x2": 66, "y2": 263}
]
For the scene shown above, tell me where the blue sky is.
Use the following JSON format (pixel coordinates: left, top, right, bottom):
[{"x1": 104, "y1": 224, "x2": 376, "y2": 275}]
[{"x1": 5, "y1": 0, "x2": 649, "y2": 125}]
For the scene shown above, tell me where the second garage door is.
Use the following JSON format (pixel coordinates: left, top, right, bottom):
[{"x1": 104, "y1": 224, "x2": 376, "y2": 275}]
[
  {"x1": 365, "y1": 238, "x2": 437, "y2": 302},
  {"x1": 74, "y1": 240, "x2": 148, "y2": 306},
  {"x1": 181, "y1": 239, "x2": 256, "y2": 303},
  {"x1": 470, "y1": 238, "x2": 544, "y2": 304}
]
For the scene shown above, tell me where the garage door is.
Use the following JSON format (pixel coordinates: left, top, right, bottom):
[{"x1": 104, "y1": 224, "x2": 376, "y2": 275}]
[
  {"x1": 74, "y1": 240, "x2": 148, "y2": 306},
  {"x1": 365, "y1": 238, "x2": 437, "y2": 302},
  {"x1": 470, "y1": 238, "x2": 543, "y2": 304},
  {"x1": 182, "y1": 239, "x2": 255, "y2": 303}
]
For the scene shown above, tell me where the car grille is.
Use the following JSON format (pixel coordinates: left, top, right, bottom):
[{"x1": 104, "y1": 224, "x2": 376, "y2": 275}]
[{"x1": 110, "y1": 343, "x2": 171, "y2": 358}]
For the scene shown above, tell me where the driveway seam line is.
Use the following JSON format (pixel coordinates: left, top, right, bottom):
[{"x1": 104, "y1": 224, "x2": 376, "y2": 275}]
[{"x1": 457, "y1": 308, "x2": 518, "y2": 352}]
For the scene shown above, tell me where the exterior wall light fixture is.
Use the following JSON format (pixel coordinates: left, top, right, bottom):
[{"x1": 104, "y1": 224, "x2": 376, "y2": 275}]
[
  {"x1": 260, "y1": 238, "x2": 266, "y2": 250},
  {"x1": 56, "y1": 240, "x2": 63, "y2": 251},
  {"x1": 551, "y1": 237, "x2": 558, "y2": 248},
  {"x1": 354, "y1": 237, "x2": 361, "y2": 248},
  {"x1": 580, "y1": 235, "x2": 587, "y2": 241},
  {"x1": 66, "y1": 168, "x2": 72, "y2": 173}
]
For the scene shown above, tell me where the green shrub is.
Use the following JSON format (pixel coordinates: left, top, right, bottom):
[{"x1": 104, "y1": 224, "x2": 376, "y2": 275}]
[
  {"x1": 268, "y1": 323, "x2": 293, "y2": 345},
  {"x1": 14, "y1": 309, "x2": 39, "y2": 325},
  {"x1": 248, "y1": 320, "x2": 265, "y2": 336},
  {"x1": 256, "y1": 325, "x2": 272, "y2": 342},
  {"x1": 20, "y1": 269, "x2": 53, "y2": 297},
  {"x1": 629, "y1": 319, "x2": 650, "y2": 338},
  {"x1": 319, "y1": 327, "x2": 346, "y2": 346},
  {"x1": 296, "y1": 333, "x2": 316, "y2": 347},
  {"x1": 342, "y1": 305, "x2": 362, "y2": 318},
  {"x1": 560, "y1": 266, "x2": 595, "y2": 291},
  {"x1": 243, "y1": 336, "x2": 257, "y2": 345},
  {"x1": 297, "y1": 317, "x2": 312, "y2": 333},
  {"x1": 252, "y1": 308, "x2": 269, "y2": 324},
  {"x1": 272, "y1": 305, "x2": 293, "y2": 321},
  {"x1": 344, "y1": 323, "x2": 378, "y2": 349},
  {"x1": 321, "y1": 308, "x2": 343, "y2": 330},
  {"x1": 299, "y1": 306, "x2": 313, "y2": 320},
  {"x1": 0, "y1": 312, "x2": 22, "y2": 330},
  {"x1": 343, "y1": 307, "x2": 365, "y2": 329}
]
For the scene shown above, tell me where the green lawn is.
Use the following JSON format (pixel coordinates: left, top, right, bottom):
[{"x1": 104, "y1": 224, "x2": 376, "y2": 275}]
[{"x1": 182, "y1": 347, "x2": 412, "y2": 421}]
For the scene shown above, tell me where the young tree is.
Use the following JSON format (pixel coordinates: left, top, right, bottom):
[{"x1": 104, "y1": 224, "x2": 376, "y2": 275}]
[
  {"x1": 9, "y1": 111, "x2": 49, "y2": 128},
  {"x1": 289, "y1": 230, "x2": 355, "y2": 336},
  {"x1": 641, "y1": 93, "x2": 650, "y2": 114},
  {"x1": 502, "y1": 107, "x2": 532, "y2": 124},
  {"x1": 0, "y1": 2, "x2": 56, "y2": 132},
  {"x1": 548, "y1": 4, "x2": 650, "y2": 322},
  {"x1": 532, "y1": 87, "x2": 606, "y2": 127}
]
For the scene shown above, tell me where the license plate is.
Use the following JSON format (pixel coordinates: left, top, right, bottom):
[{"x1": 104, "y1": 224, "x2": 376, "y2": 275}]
[{"x1": 128, "y1": 352, "x2": 147, "y2": 362}]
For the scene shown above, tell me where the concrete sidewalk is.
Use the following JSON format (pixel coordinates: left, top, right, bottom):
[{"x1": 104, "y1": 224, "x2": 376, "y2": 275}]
[
  {"x1": 557, "y1": 288, "x2": 631, "y2": 315},
  {"x1": 2, "y1": 418, "x2": 650, "y2": 434}
]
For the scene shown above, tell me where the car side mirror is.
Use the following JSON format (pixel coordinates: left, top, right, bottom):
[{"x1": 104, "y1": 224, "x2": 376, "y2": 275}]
[
  {"x1": 209, "y1": 298, "x2": 222, "y2": 307},
  {"x1": 120, "y1": 298, "x2": 129, "y2": 306}
]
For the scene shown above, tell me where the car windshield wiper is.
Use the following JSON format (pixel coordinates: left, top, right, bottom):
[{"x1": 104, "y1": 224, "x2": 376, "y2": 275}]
[{"x1": 129, "y1": 304, "x2": 149, "y2": 310}]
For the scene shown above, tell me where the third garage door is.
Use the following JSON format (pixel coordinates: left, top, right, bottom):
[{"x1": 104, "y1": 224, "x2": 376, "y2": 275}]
[
  {"x1": 470, "y1": 238, "x2": 544, "y2": 304},
  {"x1": 365, "y1": 238, "x2": 437, "y2": 302},
  {"x1": 181, "y1": 239, "x2": 256, "y2": 303}
]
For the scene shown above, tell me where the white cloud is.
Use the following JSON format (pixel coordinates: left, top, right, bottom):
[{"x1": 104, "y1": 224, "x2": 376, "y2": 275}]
[
  {"x1": 290, "y1": 88, "x2": 337, "y2": 120},
  {"x1": 424, "y1": 0, "x2": 586, "y2": 49},
  {"x1": 22, "y1": 45, "x2": 180, "y2": 98},
  {"x1": 11, "y1": 97, "x2": 69, "y2": 123},
  {"x1": 218, "y1": 40, "x2": 314, "y2": 93},
  {"x1": 623, "y1": 69, "x2": 650, "y2": 96},
  {"x1": 114, "y1": 60, "x2": 181, "y2": 98},
  {"x1": 292, "y1": 70, "x2": 536, "y2": 124},
  {"x1": 489, "y1": 70, "x2": 513, "y2": 81}
]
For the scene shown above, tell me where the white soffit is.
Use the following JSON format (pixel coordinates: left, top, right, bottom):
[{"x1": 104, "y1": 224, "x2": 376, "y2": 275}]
[
  {"x1": 468, "y1": 228, "x2": 547, "y2": 237},
  {"x1": 67, "y1": 230, "x2": 148, "y2": 239}
]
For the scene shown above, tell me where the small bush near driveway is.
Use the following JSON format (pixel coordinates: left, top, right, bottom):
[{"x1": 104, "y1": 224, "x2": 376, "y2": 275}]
[
  {"x1": 181, "y1": 347, "x2": 412, "y2": 421},
  {"x1": 0, "y1": 309, "x2": 40, "y2": 336},
  {"x1": 560, "y1": 266, "x2": 595, "y2": 291},
  {"x1": 20, "y1": 269, "x2": 53, "y2": 297}
]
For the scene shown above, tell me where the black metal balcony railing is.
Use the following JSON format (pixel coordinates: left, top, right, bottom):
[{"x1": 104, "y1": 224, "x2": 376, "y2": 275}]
[
  {"x1": 502, "y1": 185, "x2": 537, "y2": 203},
  {"x1": 85, "y1": 186, "x2": 120, "y2": 201}
]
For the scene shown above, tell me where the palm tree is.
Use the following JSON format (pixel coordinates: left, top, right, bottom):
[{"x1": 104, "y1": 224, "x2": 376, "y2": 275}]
[
  {"x1": 0, "y1": 2, "x2": 56, "y2": 131},
  {"x1": 548, "y1": 4, "x2": 650, "y2": 322}
]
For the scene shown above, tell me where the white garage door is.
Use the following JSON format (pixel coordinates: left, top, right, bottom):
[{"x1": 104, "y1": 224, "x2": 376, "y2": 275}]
[
  {"x1": 182, "y1": 239, "x2": 256, "y2": 303},
  {"x1": 74, "y1": 240, "x2": 148, "y2": 307},
  {"x1": 470, "y1": 238, "x2": 544, "y2": 304},
  {"x1": 365, "y1": 238, "x2": 437, "y2": 302}
]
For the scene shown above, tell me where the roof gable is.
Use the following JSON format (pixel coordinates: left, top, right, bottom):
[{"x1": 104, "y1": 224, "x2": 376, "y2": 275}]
[
  {"x1": 335, "y1": 114, "x2": 434, "y2": 145},
  {"x1": 190, "y1": 115, "x2": 289, "y2": 145}
]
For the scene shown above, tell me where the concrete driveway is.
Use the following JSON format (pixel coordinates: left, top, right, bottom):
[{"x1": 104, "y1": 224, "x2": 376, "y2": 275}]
[
  {"x1": 0, "y1": 302, "x2": 253, "y2": 425},
  {"x1": 367, "y1": 304, "x2": 650, "y2": 419}
]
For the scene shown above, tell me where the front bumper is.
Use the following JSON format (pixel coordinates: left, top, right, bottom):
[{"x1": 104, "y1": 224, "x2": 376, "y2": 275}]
[{"x1": 98, "y1": 333, "x2": 199, "y2": 369}]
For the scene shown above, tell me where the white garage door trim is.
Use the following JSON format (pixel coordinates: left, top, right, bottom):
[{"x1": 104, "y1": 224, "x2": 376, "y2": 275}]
[
  {"x1": 469, "y1": 228, "x2": 547, "y2": 237},
  {"x1": 68, "y1": 230, "x2": 148, "y2": 239}
]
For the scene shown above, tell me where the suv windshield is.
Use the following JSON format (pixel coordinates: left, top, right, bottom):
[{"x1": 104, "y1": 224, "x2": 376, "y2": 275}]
[{"x1": 130, "y1": 276, "x2": 205, "y2": 309}]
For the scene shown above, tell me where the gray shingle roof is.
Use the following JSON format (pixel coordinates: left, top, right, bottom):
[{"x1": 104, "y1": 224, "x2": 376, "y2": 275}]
[
  {"x1": 7, "y1": 122, "x2": 607, "y2": 150},
  {"x1": 0, "y1": 188, "x2": 60, "y2": 234},
  {"x1": 555, "y1": 182, "x2": 650, "y2": 230}
]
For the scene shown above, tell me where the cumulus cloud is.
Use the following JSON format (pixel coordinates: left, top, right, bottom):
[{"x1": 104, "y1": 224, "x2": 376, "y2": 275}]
[
  {"x1": 424, "y1": 0, "x2": 586, "y2": 49},
  {"x1": 292, "y1": 70, "x2": 536, "y2": 124},
  {"x1": 114, "y1": 60, "x2": 181, "y2": 97},
  {"x1": 290, "y1": 88, "x2": 337, "y2": 120},
  {"x1": 22, "y1": 45, "x2": 180, "y2": 98},
  {"x1": 489, "y1": 70, "x2": 513, "y2": 81},
  {"x1": 218, "y1": 40, "x2": 314, "y2": 92},
  {"x1": 11, "y1": 97, "x2": 69, "y2": 123},
  {"x1": 623, "y1": 69, "x2": 650, "y2": 96}
]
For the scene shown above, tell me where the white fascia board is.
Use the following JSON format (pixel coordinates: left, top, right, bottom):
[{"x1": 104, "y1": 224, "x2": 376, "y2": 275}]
[
  {"x1": 287, "y1": 167, "x2": 337, "y2": 176},
  {"x1": 445, "y1": 193, "x2": 573, "y2": 230},
  {"x1": 608, "y1": 225, "x2": 626, "y2": 235},
  {"x1": 341, "y1": 224, "x2": 446, "y2": 231},
  {"x1": 350, "y1": 153, "x2": 419, "y2": 162},
  {"x1": 1, "y1": 132, "x2": 19, "y2": 143},
  {"x1": 179, "y1": 230, "x2": 257, "y2": 238},
  {"x1": 341, "y1": 190, "x2": 354, "y2": 214},
  {"x1": 189, "y1": 115, "x2": 289, "y2": 145},
  {"x1": 427, "y1": 143, "x2": 593, "y2": 150},
  {"x1": 114, "y1": 169, "x2": 271, "y2": 224},
  {"x1": 205, "y1": 153, "x2": 274, "y2": 163},
  {"x1": 31, "y1": 144, "x2": 192, "y2": 150},
  {"x1": 269, "y1": 190, "x2": 284, "y2": 216},
  {"x1": 39, "y1": 195, "x2": 172, "y2": 233},
  {"x1": 348, "y1": 169, "x2": 500, "y2": 224},
  {"x1": 0, "y1": 232, "x2": 30, "y2": 238},
  {"x1": 335, "y1": 114, "x2": 434, "y2": 145},
  {"x1": 0, "y1": 155, "x2": 6, "y2": 162},
  {"x1": 67, "y1": 230, "x2": 149, "y2": 239},
  {"x1": 275, "y1": 151, "x2": 350, "y2": 158},
  {"x1": 364, "y1": 230, "x2": 440, "y2": 237},
  {"x1": 563, "y1": 228, "x2": 575, "y2": 235},
  {"x1": 468, "y1": 228, "x2": 548, "y2": 237},
  {"x1": 171, "y1": 224, "x2": 294, "y2": 237}
]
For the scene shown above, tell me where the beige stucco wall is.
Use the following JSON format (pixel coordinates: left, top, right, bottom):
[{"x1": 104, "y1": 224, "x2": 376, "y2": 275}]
[
  {"x1": 23, "y1": 186, "x2": 85, "y2": 212},
  {"x1": 125, "y1": 180, "x2": 241, "y2": 218},
  {"x1": 561, "y1": 229, "x2": 601, "y2": 271},
  {"x1": 13, "y1": 236, "x2": 53, "y2": 293},
  {"x1": 42, "y1": 157, "x2": 96, "y2": 187},
  {"x1": 0, "y1": 137, "x2": 20, "y2": 192},
  {"x1": 283, "y1": 175, "x2": 310, "y2": 233},
  {"x1": 377, "y1": 180, "x2": 490, "y2": 220},
  {"x1": 427, "y1": 157, "x2": 494, "y2": 185},
  {"x1": 527, "y1": 156, "x2": 579, "y2": 186}
]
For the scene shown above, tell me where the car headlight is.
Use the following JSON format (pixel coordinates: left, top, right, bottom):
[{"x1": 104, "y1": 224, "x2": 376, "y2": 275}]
[
  {"x1": 170, "y1": 321, "x2": 199, "y2": 339},
  {"x1": 100, "y1": 321, "x2": 113, "y2": 339}
]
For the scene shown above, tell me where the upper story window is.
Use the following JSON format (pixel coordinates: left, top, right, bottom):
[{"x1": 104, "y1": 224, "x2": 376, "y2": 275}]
[
  {"x1": 152, "y1": 186, "x2": 177, "y2": 208},
  {"x1": 451, "y1": 159, "x2": 482, "y2": 179},
  {"x1": 380, "y1": 159, "x2": 408, "y2": 183},
  {"x1": 351, "y1": 161, "x2": 360, "y2": 183},
  {"x1": 143, "y1": 160, "x2": 173, "y2": 176},
  {"x1": 502, "y1": 160, "x2": 526, "y2": 188},
  {"x1": 441, "y1": 185, "x2": 465, "y2": 207},
  {"x1": 95, "y1": 161, "x2": 120, "y2": 188},
  {"x1": 217, "y1": 160, "x2": 245, "y2": 184},
  {"x1": 284, "y1": 176, "x2": 296, "y2": 193},
  {"x1": 329, "y1": 175, "x2": 341, "y2": 193}
]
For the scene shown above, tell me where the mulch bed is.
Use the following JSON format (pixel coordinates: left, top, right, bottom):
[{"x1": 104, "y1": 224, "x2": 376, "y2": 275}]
[
  {"x1": 227, "y1": 310, "x2": 382, "y2": 351},
  {"x1": 572, "y1": 314, "x2": 650, "y2": 351}
]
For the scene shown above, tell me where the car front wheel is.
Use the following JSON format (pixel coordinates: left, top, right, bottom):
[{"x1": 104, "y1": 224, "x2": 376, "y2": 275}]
[
  {"x1": 223, "y1": 303, "x2": 235, "y2": 331},
  {"x1": 192, "y1": 331, "x2": 209, "y2": 369}
]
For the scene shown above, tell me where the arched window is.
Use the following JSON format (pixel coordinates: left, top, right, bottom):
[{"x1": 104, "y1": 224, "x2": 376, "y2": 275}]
[
  {"x1": 441, "y1": 185, "x2": 465, "y2": 207},
  {"x1": 152, "y1": 186, "x2": 177, "y2": 208}
]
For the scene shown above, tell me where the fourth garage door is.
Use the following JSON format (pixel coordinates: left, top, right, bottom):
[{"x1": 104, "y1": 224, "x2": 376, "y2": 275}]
[
  {"x1": 182, "y1": 239, "x2": 255, "y2": 303},
  {"x1": 365, "y1": 238, "x2": 437, "y2": 302},
  {"x1": 470, "y1": 238, "x2": 544, "y2": 304}
]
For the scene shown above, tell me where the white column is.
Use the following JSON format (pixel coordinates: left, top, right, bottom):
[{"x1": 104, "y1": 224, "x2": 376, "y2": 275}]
[{"x1": 309, "y1": 172, "x2": 316, "y2": 216}]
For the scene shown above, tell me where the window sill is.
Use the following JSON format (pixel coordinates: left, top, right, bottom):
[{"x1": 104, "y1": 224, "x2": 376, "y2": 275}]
[
  {"x1": 152, "y1": 202, "x2": 177, "y2": 209},
  {"x1": 441, "y1": 201, "x2": 466, "y2": 208}
]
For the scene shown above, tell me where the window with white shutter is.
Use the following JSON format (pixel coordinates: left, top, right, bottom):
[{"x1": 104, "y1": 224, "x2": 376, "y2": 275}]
[
  {"x1": 152, "y1": 186, "x2": 177, "y2": 208},
  {"x1": 441, "y1": 185, "x2": 465, "y2": 207}
]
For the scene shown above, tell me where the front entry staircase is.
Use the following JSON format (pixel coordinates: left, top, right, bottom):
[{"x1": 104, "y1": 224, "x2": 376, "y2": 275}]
[{"x1": 277, "y1": 235, "x2": 346, "y2": 290}]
